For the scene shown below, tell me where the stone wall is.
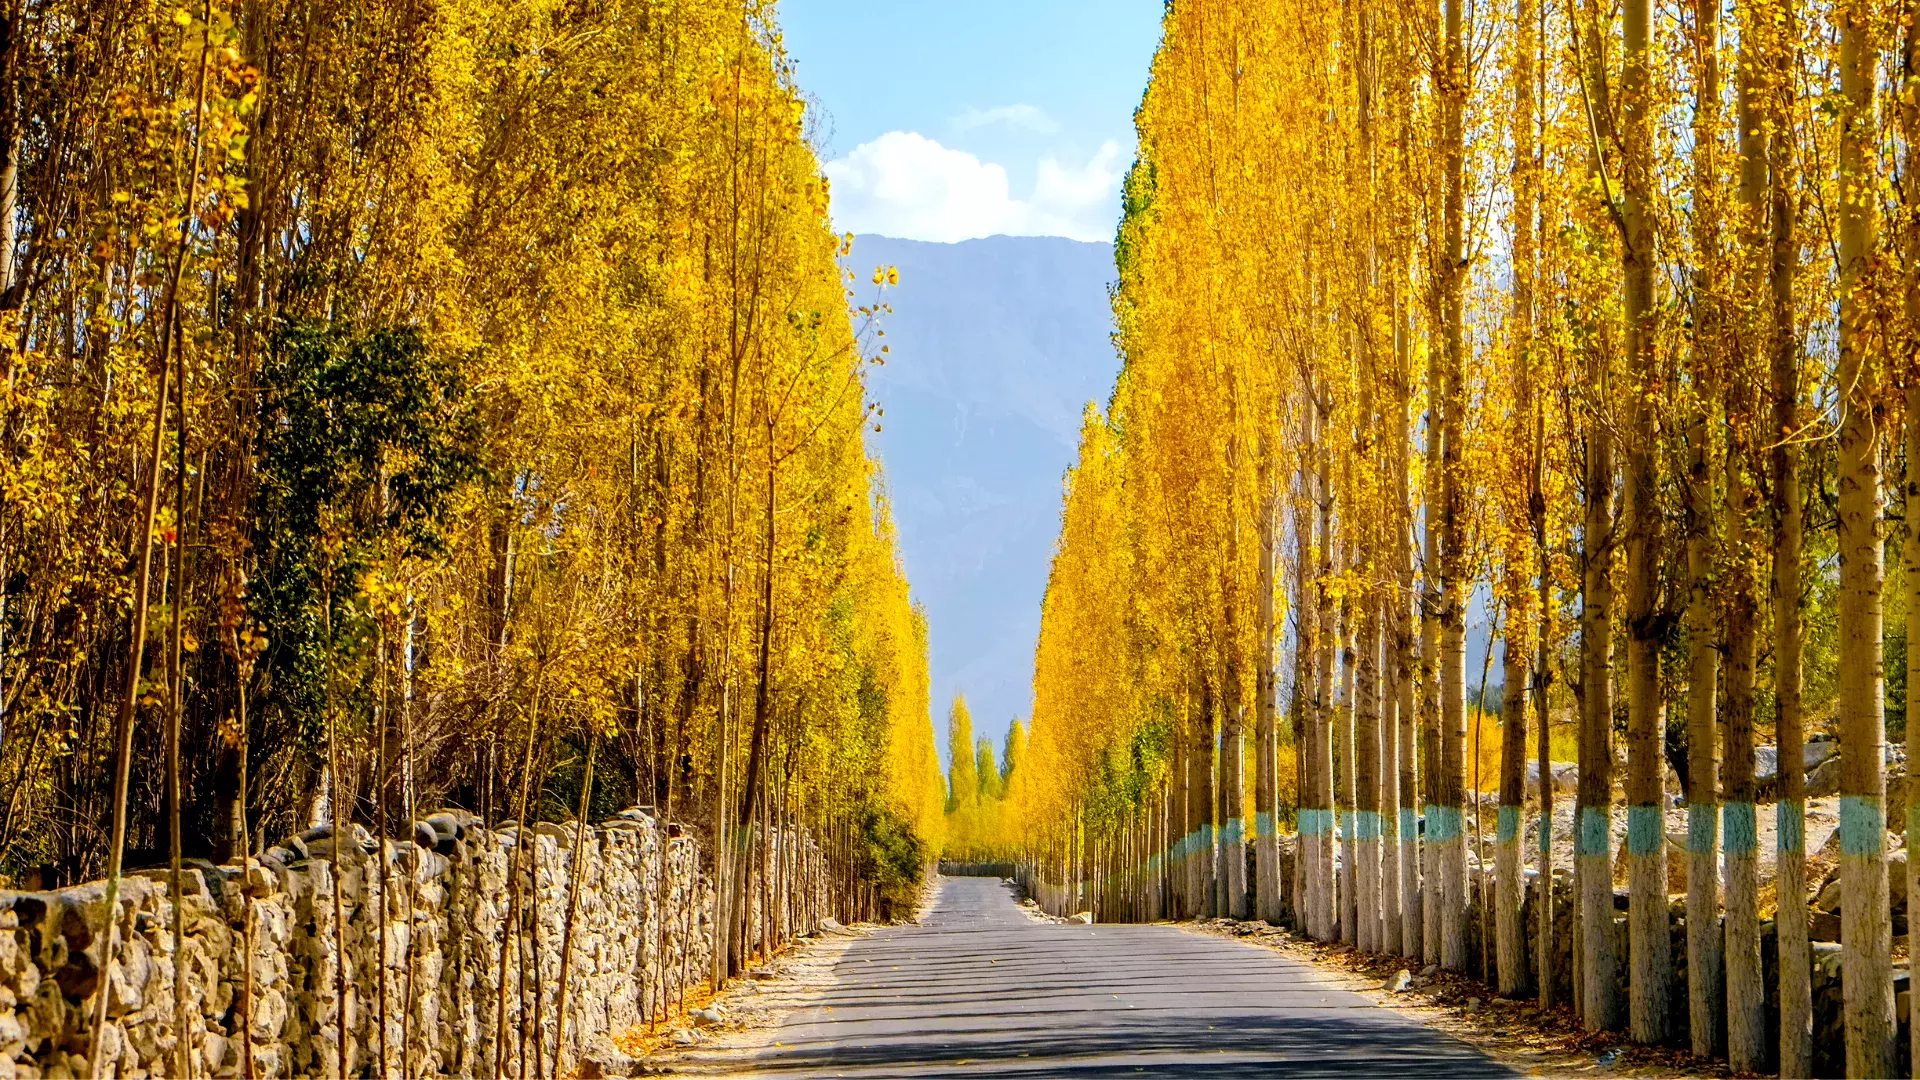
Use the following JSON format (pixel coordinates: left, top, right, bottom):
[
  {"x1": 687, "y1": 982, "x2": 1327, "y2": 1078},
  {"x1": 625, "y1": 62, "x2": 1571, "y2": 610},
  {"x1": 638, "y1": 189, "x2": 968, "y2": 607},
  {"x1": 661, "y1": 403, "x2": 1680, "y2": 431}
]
[{"x1": 0, "y1": 807, "x2": 825, "y2": 1078}]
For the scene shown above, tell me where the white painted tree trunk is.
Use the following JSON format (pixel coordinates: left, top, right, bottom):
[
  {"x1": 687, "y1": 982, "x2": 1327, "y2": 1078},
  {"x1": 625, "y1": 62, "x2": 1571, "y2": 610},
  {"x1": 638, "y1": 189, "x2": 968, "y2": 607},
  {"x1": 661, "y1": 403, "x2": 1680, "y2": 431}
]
[{"x1": 1836, "y1": 0, "x2": 1896, "y2": 1071}]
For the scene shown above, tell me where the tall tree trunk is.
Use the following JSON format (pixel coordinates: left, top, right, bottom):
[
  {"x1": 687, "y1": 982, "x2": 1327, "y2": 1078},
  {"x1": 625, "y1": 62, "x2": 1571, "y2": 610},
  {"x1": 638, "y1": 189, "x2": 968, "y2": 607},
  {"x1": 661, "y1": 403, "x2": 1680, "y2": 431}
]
[
  {"x1": 1768, "y1": 0, "x2": 1810, "y2": 1065},
  {"x1": 1496, "y1": 641, "x2": 1528, "y2": 994},
  {"x1": 1836, "y1": 0, "x2": 1895, "y2": 1066},
  {"x1": 1620, "y1": 0, "x2": 1673, "y2": 1039},
  {"x1": 1294, "y1": 409, "x2": 1325, "y2": 934},
  {"x1": 1395, "y1": 294, "x2": 1422, "y2": 961},
  {"x1": 1499, "y1": 0, "x2": 1539, "y2": 995},
  {"x1": 1681, "y1": 0, "x2": 1726, "y2": 1055},
  {"x1": 1903, "y1": 1, "x2": 1920, "y2": 1069},
  {"x1": 1338, "y1": 531, "x2": 1358, "y2": 944},
  {"x1": 1222, "y1": 651, "x2": 1249, "y2": 919},
  {"x1": 1170, "y1": 701, "x2": 1189, "y2": 918},
  {"x1": 1382, "y1": 595, "x2": 1403, "y2": 954},
  {"x1": 1534, "y1": 535, "x2": 1554, "y2": 1012},
  {"x1": 1352, "y1": 0, "x2": 1382, "y2": 954},
  {"x1": 1435, "y1": 0, "x2": 1470, "y2": 974},
  {"x1": 1256, "y1": 440, "x2": 1282, "y2": 923},
  {"x1": 1195, "y1": 678, "x2": 1218, "y2": 918},
  {"x1": 1421, "y1": 374, "x2": 1443, "y2": 968},
  {"x1": 1358, "y1": 593, "x2": 1383, "y2": 952},
  {"x1": 1907, "y1": 339, "x2": 1920, "y2": 1080},
  {"x1": 1577, "y1": 297, "x2": 1622, "y2": 1033},
  {"x1": 1316, "y1": 388, "x2": 1341, "y2": 941},
  {"x1": 1722, "y1": 16, "x2": 1768, "y2": 1068}
]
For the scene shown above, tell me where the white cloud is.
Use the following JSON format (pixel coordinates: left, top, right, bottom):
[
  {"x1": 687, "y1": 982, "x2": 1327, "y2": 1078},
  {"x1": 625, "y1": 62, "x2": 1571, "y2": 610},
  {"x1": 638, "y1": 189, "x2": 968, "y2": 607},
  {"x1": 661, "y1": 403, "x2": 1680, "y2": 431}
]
[
  {"x1": 952, "y1": 104, "x2": 1059, "y2": 134},
  {"x1": 822, "y1": 132, "x2": 1123, "y2": 243}
]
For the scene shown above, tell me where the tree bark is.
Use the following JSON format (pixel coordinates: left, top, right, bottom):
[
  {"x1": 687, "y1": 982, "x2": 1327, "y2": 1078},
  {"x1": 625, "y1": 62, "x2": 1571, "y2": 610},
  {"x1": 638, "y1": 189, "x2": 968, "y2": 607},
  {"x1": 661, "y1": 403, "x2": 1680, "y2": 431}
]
[
  {"x1": 1256, "y1": 439, "x2": 1282, "y2": 923},
  {"x1": 1222, "y1": 655, "x2": 1249, "y2": 919},
  {"x1": 1903, "y1": 0, "x2": 1920, "y2": 1066},
  {"x1": 1194, "y1": 679, "x2": 1218, "y2": 918},
  {"x1": 1395, "y1": 295, "x2": 1422, "y2": 962},
  {"x1": 1293, "y1": 405, "x2": 1324, "y2": 934},
  {"x1": 1837, "y1": 0, "x2": 1896, "y2": 1068},
  {"x1": 1421, "y1": 381, "x2": 1443, "y2": 968},
  {"x1": 1500, "y1": 0, "x2": 1539, "y2": 996},
  {"x1": 1767, "y1": 0, "x2": 1810, "y2": 1065},
  {"x1": 1315, "y1": 387, "x2": 1341, "y2": 941},
  {"x1": 1436, "y1": 0, "x2": 1470, "y2": 973},
  {"x1": 1577, "y1": 303, "x2": 1621, "y2": 1033},
  {"x1": 1620, "y1": 0, "x2": 1674, "y2": 1039},
  {"x1": 1338, "y1": 532, "x2": 1358, "y2": 945},
  {"x1": 1721, "y1": 14, "x2": 1771, "y2": 1067}
]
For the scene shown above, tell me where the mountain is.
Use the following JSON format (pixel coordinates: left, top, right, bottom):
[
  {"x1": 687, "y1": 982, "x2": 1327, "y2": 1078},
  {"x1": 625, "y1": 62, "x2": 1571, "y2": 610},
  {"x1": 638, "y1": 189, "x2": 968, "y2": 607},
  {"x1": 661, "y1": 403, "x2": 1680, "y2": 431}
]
[{"x1": 851, "y1": 234, "x2": 1119, "y2": 767}]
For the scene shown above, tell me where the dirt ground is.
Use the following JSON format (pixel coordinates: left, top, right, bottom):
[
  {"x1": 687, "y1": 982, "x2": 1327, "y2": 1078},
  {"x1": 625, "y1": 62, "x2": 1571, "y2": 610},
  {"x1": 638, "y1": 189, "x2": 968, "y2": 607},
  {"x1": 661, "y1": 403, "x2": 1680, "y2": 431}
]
[{"x1": 630, "y1": 926, "x2": 866, "y2": 1075}]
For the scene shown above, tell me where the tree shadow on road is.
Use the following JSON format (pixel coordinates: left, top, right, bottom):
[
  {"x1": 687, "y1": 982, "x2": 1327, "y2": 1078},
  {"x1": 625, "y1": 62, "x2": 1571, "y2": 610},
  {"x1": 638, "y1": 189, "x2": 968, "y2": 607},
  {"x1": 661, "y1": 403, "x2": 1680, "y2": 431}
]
[{"x1": 747, "y1": 1006, "x2": 1517, "y2": 1077}]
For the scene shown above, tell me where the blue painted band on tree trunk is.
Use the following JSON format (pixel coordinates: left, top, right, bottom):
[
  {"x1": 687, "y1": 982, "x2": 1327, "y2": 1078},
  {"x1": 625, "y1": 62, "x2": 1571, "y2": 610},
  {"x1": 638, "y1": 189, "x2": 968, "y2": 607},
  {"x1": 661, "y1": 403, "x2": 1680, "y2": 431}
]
[
  {"x1": 1627, "y1": 804, "x2": 1663, "y2": 856},
  {"x1": 1382, "y1": 809, "x2": 1398, "y2": 840},
  {"x1": 1839, "y1": 795, "x2": 1885, "y2": 857},
  {"x1": 1356, "y1": 810, "x2": 1383, "y2": 841},
  {"x1": 1401, "y1": 807, "x2": 1419, "y2": 843},
  {"x1": 1307, "y1": 808, "x2": 1333, "y2": 837},
  {"x1": 1340, "y1": 811, "x2": 1353, "y2": 842},
  {"x1": 1723, "y1": 801, "x2": 1758, "y2": 856},
  {"x1": 1539, "y1": 815, "x2": 1552, "y2": 853},
  {"x1": 1497, "y1": 805, "x2": 1519, "y2": 844},
  {"x1": 1200, "y1": 822, "x2": 1216, "y2": 848},
  {"x1": 1427, "y1": 806, "x2": 1463, "y2": 844},
  {"x1": 1777, "y1": 799, "x2": 1805, "y2": 854},
  {"x1": 1577, "y1": 806, "x2": 1609, "y2": 857},
  {"x1": 1687, "y1": 804, "x2": 1717, "y2": 854},
  {"x1": 1254, "y1": 811, "x2": 1272, "y2": 839},
  {"x1": 1222, "y1": 818, "x2": 1245, "y2": 847}
]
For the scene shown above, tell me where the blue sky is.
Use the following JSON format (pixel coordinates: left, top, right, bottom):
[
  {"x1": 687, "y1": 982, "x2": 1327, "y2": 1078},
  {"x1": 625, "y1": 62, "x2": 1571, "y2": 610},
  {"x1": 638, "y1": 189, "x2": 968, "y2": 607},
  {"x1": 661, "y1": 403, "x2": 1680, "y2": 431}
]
[{"x1": 779, "y1": 2, "x2": 1165, "y2": 242}]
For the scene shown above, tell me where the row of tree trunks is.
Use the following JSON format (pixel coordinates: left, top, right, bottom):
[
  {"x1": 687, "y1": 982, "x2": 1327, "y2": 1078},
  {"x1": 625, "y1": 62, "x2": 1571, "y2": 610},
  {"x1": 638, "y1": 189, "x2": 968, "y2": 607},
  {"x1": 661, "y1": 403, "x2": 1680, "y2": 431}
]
[{"x1": 1032, "y1": 0, "x2": 1920, "y2": 1072}]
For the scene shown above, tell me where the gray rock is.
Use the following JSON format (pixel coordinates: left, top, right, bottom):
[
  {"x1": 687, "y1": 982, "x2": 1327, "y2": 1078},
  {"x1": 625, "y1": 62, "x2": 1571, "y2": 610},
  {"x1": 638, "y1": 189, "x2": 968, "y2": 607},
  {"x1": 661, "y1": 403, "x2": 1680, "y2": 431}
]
[
  {"x1": 580, "y1": 1047, "x2": 644, "y2": 1078},
  {"x1": 1808, "y1": 756, "x2": 1843, "y2": 798},
  {"x1": 1383, "y1": 969, "x2": 1413, "y2": 992},
  {"x1": 1067, "y1": 911, "x2": 1094, "y2": 926},
  {"x1": 1806, "y1": 735, "x2": 1840, "y2": 770},
  {"x1": 1811, "y1": 909, "x2": 1842, "y2": 943}
]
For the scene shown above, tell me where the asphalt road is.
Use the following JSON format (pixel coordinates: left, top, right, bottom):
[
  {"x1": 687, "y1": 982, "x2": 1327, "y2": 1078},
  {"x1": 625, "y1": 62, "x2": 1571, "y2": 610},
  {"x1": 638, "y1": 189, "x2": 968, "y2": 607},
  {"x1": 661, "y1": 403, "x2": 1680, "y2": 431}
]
[{"x1": 734, "y1": 875, "x2": 1514, "y2": 1078}]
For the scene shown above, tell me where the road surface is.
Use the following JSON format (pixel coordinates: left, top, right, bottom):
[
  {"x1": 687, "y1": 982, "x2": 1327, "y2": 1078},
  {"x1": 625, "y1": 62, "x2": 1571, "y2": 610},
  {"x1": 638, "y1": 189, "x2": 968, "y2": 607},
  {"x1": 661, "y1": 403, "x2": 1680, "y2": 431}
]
[{"x1": 727, "y1": 876, "x2": 1514, "y2": 1077}]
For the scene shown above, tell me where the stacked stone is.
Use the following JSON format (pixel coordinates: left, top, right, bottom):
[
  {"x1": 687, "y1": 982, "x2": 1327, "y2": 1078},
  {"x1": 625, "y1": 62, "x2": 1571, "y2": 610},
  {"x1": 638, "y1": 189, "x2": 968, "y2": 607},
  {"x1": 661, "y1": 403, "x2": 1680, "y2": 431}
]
[{"x1": 0, "y1": 809, "x2": 826, "y2": 1079}]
